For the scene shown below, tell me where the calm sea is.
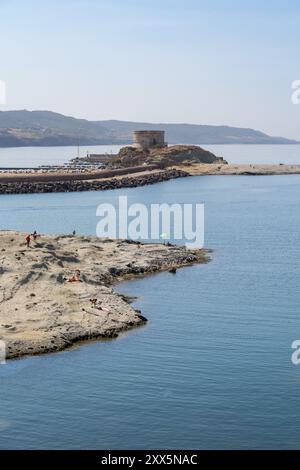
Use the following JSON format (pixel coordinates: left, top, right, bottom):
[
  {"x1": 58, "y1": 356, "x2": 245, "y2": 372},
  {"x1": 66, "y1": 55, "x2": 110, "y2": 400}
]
[
  {"x1": 0, "y1": 144, "x2": 300, "y2": 167},
  {"x1": 0, "y1": 146, "x2": 299, "y2": 449}
]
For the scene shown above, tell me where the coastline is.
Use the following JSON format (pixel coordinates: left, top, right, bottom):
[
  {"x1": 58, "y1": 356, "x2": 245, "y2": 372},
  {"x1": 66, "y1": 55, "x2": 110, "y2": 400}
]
[
  {"x1": 0, "y1": 232, "x2": 209, "y2": 360},
  {"x1": 0, "y1": 164, "x2": 299, "y2": 195},
  {"x1": 0, "y1": 168, "x2": 188, "y2": 195},
  {"x1": 174, "y1": 163, "x2": 300, "y2": 176}
]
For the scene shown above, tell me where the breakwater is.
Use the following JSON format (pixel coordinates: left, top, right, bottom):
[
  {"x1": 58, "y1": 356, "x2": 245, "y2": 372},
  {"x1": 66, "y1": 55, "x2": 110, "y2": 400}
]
[{"x1": 0, "y1": 169, "x2": 189, "y2": 195}]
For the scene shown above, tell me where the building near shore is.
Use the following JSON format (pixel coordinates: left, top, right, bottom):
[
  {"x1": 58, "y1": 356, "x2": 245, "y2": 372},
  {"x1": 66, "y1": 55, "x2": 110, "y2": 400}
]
[{"x1": 133, "y1": 130, "x2": 167, "y2": 150}]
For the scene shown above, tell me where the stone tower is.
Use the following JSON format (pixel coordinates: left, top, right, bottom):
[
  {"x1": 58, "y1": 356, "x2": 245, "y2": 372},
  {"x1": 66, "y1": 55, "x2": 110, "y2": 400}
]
[{"x1": 133, "y1": 130, "x2": 167, "y2": 150}]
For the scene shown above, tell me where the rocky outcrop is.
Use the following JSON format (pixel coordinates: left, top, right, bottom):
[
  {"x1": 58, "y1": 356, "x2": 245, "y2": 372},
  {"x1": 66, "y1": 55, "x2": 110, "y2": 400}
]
[
  {"x1": 109, "y1": 144, "x2": 226, "y2": 168},
  {"x1": 0, "y1": 232, "x2": 209, "y2": 359}
]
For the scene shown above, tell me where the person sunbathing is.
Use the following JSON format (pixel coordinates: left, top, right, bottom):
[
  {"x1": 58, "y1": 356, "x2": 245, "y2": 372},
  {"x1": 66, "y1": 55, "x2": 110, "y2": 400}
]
[
  {"x1": 68, "y1": 270, "x2": 81, "y2": 282},
  {"x1": 99, "y1": 303, "x2": 109, "y2": 313},
  {"x1": 89, "y1": 299, "x2": 109, "y2": 312}
]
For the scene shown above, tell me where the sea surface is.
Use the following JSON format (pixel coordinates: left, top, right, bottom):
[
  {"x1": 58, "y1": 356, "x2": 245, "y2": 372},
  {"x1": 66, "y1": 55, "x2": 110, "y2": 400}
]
[
  {"x1": 0, "y1": 144, "x2": 300, "y2": 167},
  {"x1": 0, "y1": 172, "x2": 299, "y2": 449}
]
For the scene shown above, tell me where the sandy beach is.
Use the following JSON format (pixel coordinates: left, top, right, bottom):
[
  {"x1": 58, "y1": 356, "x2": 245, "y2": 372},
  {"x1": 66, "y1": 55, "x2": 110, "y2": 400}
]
[{"x1": 0, "y1": 232, "x2": 208, "y2": 359}]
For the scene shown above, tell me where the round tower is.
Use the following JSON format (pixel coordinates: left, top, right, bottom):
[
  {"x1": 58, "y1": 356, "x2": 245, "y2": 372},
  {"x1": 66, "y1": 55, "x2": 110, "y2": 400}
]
[{"x1": 133, "y1": 130, "x2": 166, "y2": 150}]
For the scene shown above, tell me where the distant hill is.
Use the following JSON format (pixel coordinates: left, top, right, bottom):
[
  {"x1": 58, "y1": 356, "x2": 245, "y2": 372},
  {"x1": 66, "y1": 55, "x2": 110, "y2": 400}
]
[
  {"x1": 0, "y1": 110, "x2": 297, "y2": 147},
  {"x1": 101, "y1": 120, "x2": 299, "y2": 145},
  {"x1": 0, "y1": 110, "x2": 117, "y2": 147}
]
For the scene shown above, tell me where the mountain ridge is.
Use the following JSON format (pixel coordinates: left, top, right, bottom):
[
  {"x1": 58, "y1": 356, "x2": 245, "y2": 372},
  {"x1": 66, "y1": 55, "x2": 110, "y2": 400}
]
[{"x1": 0, "y1": 110, "x2": 298, "y2": 147}]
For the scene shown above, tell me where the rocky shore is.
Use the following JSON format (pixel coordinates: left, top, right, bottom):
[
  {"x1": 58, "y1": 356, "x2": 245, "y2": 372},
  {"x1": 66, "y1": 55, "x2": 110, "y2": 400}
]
[
  {"x1": 0, "y1": 168, "x2": 188, "y2": 195},
  {"x1": 0, "y1": 232, "x2": 209, "y2": 359},
  {"x1": 176, "y1": 163, "x2": 300, "y2": 176},
  {"x1": 0, "y1": 163, "x2": 299, "y2": 196}
]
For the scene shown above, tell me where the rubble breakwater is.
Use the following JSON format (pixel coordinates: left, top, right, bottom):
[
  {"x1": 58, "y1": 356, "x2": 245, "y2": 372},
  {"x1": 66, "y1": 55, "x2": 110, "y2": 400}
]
[{"x1": 0, "y1": 169, "x2": 189, "y2": 195}]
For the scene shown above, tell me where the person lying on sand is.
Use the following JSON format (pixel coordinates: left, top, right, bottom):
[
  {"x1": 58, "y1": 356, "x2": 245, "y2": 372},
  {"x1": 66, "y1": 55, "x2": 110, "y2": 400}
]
[
  {"x1": 89, "y1": 298, "x2": 109, "y2": 312},
  {"x1": 99, "y1": 304, "x2": 109, "y2": 313},
  {"x1": 68, "y1": 269, "x2": 81, "y2": 283}
]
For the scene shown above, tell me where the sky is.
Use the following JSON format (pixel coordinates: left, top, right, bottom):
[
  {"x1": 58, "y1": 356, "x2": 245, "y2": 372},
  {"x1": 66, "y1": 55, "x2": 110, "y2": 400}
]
[{"x1": 1, "y1": 0, "x2": 300, "y2": 139}]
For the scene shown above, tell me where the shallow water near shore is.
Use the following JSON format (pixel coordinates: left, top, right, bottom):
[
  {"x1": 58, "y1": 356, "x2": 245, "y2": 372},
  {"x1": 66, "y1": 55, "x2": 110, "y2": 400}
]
[{"x1": 0, "y1": 175, "x2": 300, "y2": 449}]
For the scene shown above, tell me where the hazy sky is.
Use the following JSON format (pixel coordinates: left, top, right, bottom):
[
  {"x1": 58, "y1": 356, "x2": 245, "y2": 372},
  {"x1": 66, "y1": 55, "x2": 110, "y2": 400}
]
[{"x1": 1, "y1": 0, "x2": 300, "y2": 139}]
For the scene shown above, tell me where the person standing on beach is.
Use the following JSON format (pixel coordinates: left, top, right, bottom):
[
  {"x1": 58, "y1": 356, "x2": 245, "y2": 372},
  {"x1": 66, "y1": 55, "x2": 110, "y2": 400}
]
[{"x1": 25, "y1": 234, "x2": 31, "y2": 247}]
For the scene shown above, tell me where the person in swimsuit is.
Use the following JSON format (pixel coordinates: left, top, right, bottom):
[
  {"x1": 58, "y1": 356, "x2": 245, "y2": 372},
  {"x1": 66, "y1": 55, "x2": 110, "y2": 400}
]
[{"x1": 68, "y1": 270, "x2": 81, "y2": 282}]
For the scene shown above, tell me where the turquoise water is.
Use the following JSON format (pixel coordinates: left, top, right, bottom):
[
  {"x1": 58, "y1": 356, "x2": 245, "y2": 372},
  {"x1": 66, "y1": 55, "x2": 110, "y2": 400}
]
[{"x1": 0, "y1": 175, "x2": 300, "y2": 449}]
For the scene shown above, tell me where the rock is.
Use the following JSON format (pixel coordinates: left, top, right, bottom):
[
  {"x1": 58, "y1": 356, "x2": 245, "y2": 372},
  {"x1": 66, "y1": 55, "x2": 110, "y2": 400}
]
[
  {"x1": 0, "y1": 231, "x2": 209, "y2": 359},
  {"x1": 136, "y1": 314, "x2": 148, "y2": 322},
  {"x1": 109, "y1": 144, "x2": 226, "y2": 168}
]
